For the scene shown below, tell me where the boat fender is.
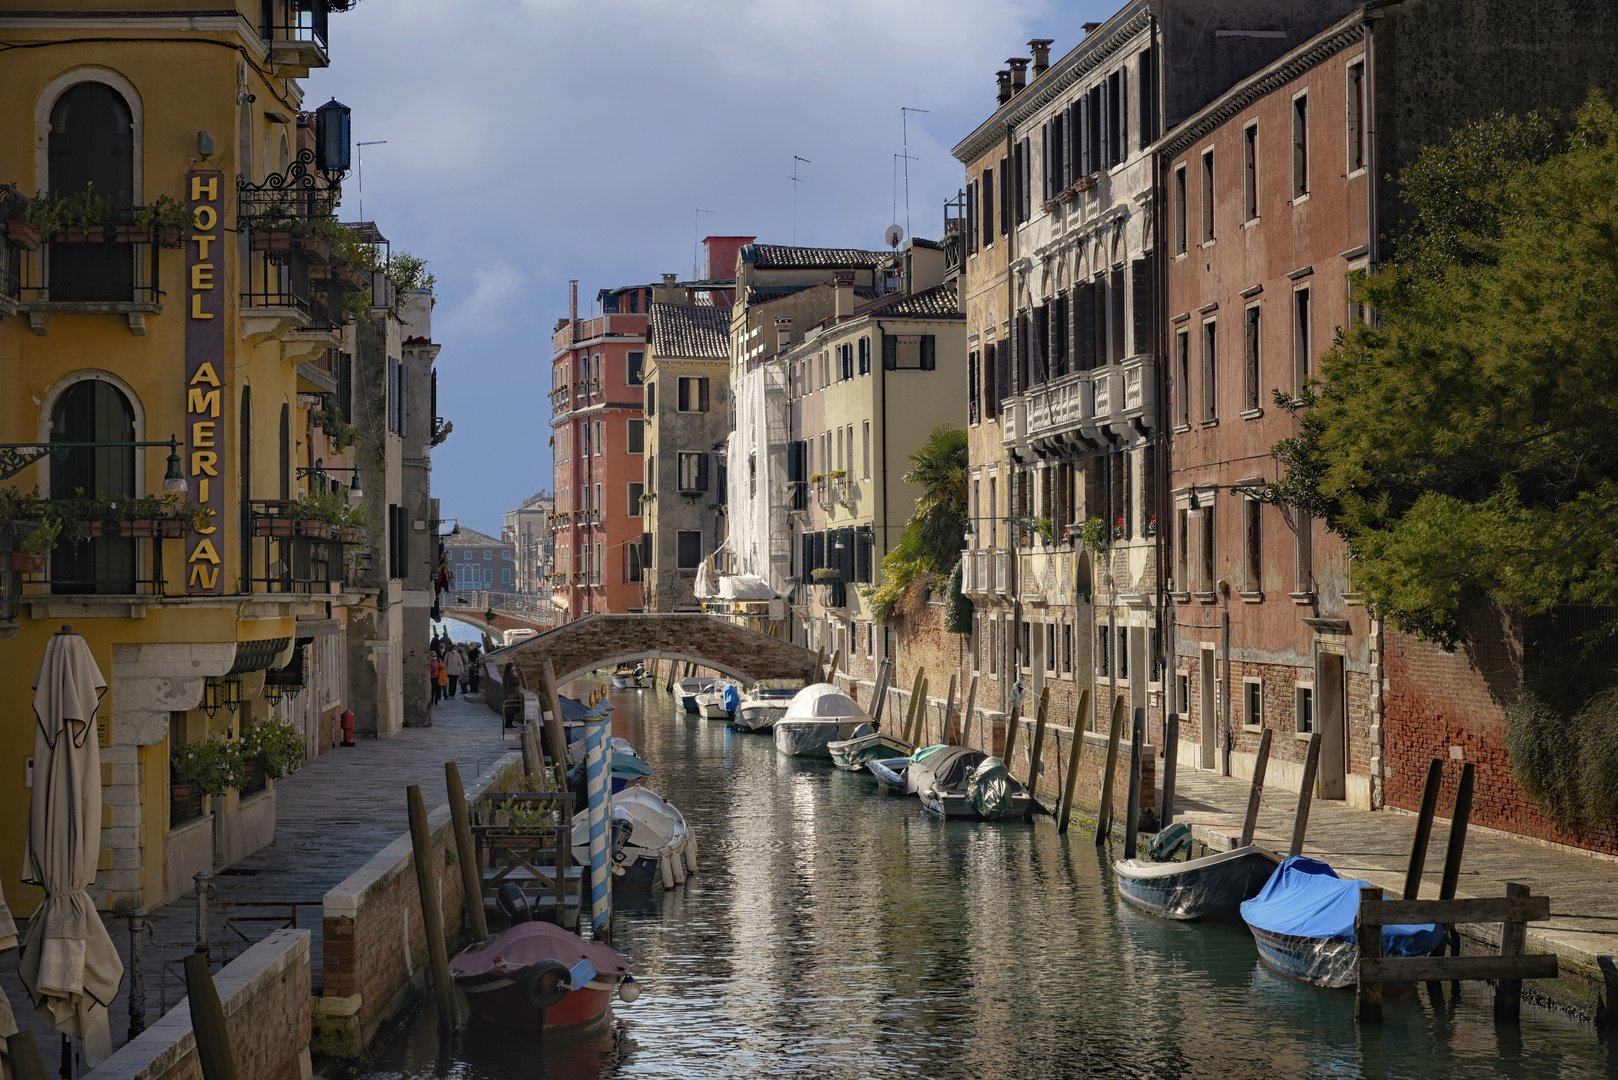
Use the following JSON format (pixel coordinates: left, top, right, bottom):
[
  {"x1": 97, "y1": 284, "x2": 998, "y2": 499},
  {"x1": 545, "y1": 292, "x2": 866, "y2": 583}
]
[
  {"x1": 671, "y1": 845, "x2": 688, "y2": 885},
  {"x1": 659, "y1": 856, "x2": 676, "y2": 890},
  {"x1": 495, "y1": 882, "x2": 532, "y2": 924},
  {"x1": 519, "y1": 959, "x2": 574, "y2": 1010},
  {"x1": 618, "y1": 976, "x2": 641, "y2": 1003},
  {"x1": 683, "y1": 829, "x2": 698, "y2": 875}
]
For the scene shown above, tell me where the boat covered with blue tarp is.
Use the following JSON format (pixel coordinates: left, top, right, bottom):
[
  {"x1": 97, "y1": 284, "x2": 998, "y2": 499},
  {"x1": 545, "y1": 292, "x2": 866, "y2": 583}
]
[{"x1": 1240, "y1": 856, "x2": 1445, "y2": 987}]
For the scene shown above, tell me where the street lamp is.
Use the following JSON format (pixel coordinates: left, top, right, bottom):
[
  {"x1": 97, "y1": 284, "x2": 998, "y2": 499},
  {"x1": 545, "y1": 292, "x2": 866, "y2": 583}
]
[{"x1": 0, "y1": 434, "x2": 189, "y2": 491}]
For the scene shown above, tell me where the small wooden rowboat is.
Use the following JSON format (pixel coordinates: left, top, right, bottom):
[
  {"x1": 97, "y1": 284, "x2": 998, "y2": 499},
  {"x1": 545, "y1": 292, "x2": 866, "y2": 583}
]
[
  {"x1": 1113, "y1": 844, "x2": 1281, "y2": 922},
  {"x1": 451, "y1": 886, "x2": 640, "y2": 1037},
  {"x1": 866, "y1": 757, "x2": 912, "y2": 793},
  {"x1": 827, "y1": 727, "x2": 912, "y2": 771}
]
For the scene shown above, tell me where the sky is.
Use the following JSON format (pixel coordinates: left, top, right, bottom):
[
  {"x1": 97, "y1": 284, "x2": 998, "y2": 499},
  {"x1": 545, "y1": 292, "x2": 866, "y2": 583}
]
[{"x1": 304, "y1": 0, "x2": 1117, "y2": 538}]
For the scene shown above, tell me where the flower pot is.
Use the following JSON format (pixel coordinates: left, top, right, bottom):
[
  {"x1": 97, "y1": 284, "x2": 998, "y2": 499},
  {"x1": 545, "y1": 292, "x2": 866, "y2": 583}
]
[
  {"x1": 170, "y1": 780, "x2": 199, "y2": 803},
  {"x1": 296, "y1": 519, "x2": 335, "y2": 539},
  {"x1": 119, "y1": 518, "x2": 186, "y2": 539},
  {"x1": 255, "y1": 519, "x2": 295, "y2": 538},
  {"x1": 10, "y1": 551, "x2": 46, "y2": 573},
  {"x1": 337, "y1": 526, "x2": 366, "y2": 544},
  {"x1": 6, "y1": 221, "x2": 42, "y2": 251}
]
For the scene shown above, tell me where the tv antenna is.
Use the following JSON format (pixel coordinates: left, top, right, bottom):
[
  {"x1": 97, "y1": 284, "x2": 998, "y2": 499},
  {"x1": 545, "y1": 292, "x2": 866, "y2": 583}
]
[
  {"x1": 790, "y1": 155, "x2": 811, "y2": 244},
  {"x1": 693, "y1": 208, "x2": 714, "y2": 278},
  {"x1": 355, "y1": 140, "x2": 386, "y2": 219},
  {"x1": 893, "y1": 153, "x2": 918, "y2": 234},
  {"x1": 900, "y1": 107, "x2": 928, "y2": 236}
]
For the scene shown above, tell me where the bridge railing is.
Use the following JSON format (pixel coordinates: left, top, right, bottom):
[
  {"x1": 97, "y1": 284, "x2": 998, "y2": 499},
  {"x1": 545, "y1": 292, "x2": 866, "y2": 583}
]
[{"x1": 445, "y1": 590, "x2": 557, "y2": 626}]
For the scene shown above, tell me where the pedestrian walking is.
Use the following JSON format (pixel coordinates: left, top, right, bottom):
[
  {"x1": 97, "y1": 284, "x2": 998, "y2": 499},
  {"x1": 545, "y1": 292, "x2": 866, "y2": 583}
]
[
  {"x1": 466, "y1": 645, "x2": 482, "y2": 694},
  {"x1": 429, "y1": 654, "x2": 444, "y2": 706},
  {"x1": 444, "y1": 647, "x2": 465, "y2": 698}
]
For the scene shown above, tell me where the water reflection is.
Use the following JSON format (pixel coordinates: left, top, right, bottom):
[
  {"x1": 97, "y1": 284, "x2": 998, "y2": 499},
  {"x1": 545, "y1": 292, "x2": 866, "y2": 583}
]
[{"x1": 359, "y1": 683, "x2": 1616, "y2": 1080}]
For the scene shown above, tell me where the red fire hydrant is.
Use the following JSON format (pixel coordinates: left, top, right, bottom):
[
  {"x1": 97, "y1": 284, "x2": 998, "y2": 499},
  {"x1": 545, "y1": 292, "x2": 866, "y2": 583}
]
[{"x1": 339, "y1": 709, "x2": 356, "y2": 747}]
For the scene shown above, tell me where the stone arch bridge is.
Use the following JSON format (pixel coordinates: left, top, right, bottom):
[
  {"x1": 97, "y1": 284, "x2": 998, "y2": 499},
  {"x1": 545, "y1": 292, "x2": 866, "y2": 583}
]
[{"x1": 488, "y1": 613, "x2": 817, "y2": 691}]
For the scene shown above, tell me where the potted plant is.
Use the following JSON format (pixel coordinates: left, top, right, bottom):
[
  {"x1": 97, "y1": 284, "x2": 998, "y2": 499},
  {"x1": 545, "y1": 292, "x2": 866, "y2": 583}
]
[
  {"x1": 241, "y1": 717, "x2": 305, "y2": 780},
  {"x1": 171, "y1": 738, "x2": 244, "y2": 800},
  {"x1": 811, "y1": 567, "x2": 842, "y2": 582},
  {"x1": 12, "y1": 519, "x2": 59, "y2": 572},
  {"x1": 1034, "y1": 516, "x2": 1054, "y2": 544}
]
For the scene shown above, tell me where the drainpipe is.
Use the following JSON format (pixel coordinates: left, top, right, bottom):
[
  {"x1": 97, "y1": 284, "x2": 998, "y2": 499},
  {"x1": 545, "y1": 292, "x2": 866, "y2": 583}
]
[
  {"x1": 1150, "y1": 16, "x2": 1171, "y2": 753},
  {"x1": 1363, "y1": 15, "x2": 1383, "y2": 808},
  {"x1": 1220, "y1": 606, "x2": 1231, "y2": 776},
  {"x1": 1005, "y1": 121, "x2": 1019, "y2": 710}
]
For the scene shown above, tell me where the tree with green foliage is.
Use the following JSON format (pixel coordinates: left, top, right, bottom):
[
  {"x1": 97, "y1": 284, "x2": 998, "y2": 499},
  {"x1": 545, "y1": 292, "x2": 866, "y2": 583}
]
[
  {"x1": 1271, "y1": 92, "x2": 1618, "y2": 829},
  {"x1": 863, "y1": 425, "x2": 969, "y2": 625},
  {"x1": 1272, "y1": 92, "x2": 1618, "y2": 648}
]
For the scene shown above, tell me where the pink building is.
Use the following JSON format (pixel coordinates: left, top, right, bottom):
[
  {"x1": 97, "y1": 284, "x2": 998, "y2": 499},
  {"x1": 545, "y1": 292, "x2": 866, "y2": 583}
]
[{"x1": 550, "y1": 285, "x2": 649, "y2": 617}]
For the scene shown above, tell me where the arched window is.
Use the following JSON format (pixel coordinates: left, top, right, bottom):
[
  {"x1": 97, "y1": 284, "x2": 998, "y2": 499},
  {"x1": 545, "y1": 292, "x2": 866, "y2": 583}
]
[
  {"x1": 48, "y1": 82, "x2": 135, "y2": 302},
  {"x1": 51, "y1": 380, "x2": 135, "y2": 594}
]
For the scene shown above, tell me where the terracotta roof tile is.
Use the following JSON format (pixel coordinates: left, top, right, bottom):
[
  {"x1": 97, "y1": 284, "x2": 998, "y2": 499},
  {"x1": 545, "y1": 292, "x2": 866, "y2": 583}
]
[
  {"x1": 741, "y1": 244, "x2": 889, "y2": 269},
  {"x1": 649, "y1": 302, "x2": 732, "y2": 359}
]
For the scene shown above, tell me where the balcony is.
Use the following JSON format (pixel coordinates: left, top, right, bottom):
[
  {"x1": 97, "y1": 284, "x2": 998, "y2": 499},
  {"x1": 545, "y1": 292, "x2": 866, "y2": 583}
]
[
  {"x1": 247, "y1": 501, "x2": 364, "y2": 594},
  {"x1": 551, "y1": 314, "x2": 649, "y2": 355},
  {"x1": 962, "y1": 547, "x2": 1013, "y2": 598},
  {"x1": 1004, "y1": 355, "x2": 1158, "y2": 455},
  {"x1": 237, "y1": 152, "x2": 347, "y2": 355},
  {"x1": 261, "y1": 0, "x2": 333, "y2": 76},
  {"x1": 13, "y1": 207, "x2": 174, "y2": 336}
]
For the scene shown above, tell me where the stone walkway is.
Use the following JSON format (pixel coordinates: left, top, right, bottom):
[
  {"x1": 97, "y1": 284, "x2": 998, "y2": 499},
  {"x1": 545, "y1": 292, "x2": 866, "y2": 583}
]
[
  {"x1": 1167, "y1": 766, "x2": 1618, "y2": 1019},
  {"x1": 2, "y1": 692, "x2": 517, "y2": 1063}
]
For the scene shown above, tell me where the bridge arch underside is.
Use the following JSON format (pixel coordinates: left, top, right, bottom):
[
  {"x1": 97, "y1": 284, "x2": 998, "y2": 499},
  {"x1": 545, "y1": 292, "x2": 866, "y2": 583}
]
[{"x1": 494, "y1": 613, "x2": 817, "y2": 693}]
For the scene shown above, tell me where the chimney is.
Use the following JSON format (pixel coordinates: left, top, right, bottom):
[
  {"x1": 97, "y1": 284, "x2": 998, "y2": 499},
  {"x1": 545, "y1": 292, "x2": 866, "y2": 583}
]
[
  {"x1": 833, "y1": 271, "x2": 855, "y2": 319},
  {"x1": 652, "y1": 272, "x2": 684, "y2": 305},
  {"x1": 1007, "y1": 58, "x2": 1030, "y2": 94},
  {"x1": 775, "y1": 316, "x2": 793, "y2": 356},
  {"x1": 569, "y1": 279, "x2": 578, "y2": 327},
  {"x1": 1029, "y1": 39, "x2": 1053, "y2": 77},
  {"x1": 1082, "y1": 21, "x2": 1101, "y2": 36},
  {"x1": 996, "y1": 70, "x2": 1012, "y2": 106}
]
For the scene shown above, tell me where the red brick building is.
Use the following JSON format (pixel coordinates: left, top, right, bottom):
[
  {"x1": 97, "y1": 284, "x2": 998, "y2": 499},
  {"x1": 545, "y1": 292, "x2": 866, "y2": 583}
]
[
  {"x1": 1160, "y1": 14, "x2": 1379, "y2": 808},
  {"x1": 549, "y1": 286, "x2": 649, "y2": 617}
]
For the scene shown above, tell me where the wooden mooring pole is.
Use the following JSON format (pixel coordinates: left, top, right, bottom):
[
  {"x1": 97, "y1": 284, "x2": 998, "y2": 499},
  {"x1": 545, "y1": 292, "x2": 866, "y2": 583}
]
[
  {"x1": 902, "y1": 668, "x2": 927, "y2": 745},
  {"x1": 1094, "y1": 695, "x2": 1125, "y2": 844},
  {"x1": 446, "y1": 762, "x2": 488, "y2": 943},
  {"x1": 6, "y1": 1032, "x2": 52, "y2": 1080},
  {"x1": 540, "y1": 659, "x2": 572, "y2": 790},
  {"x1": 1123, "y1": 707, "x2": 1144, "y2": 859},
  {"x1": 957, "y1": 675, "x2": 977, "y2": 747},
  {"x1": 1438, "y1": 762, "x2": 1476, "y2": 962},
  {"x1": 182, "y1": 952, "x2": 237, "y2": 1080},
  {"x1": 1026, "y1": 688, "x2": 1050, "y2": 801},
  {"x1": 1057, "y1": 688, "x2": 1089, "y2": 834},
  {"x1": 1289, "y1": 732, "x2": 1322, "y2": 857},
  {"x1": 1239, "y1": 728, "x2": 1273, "y2": 848},
  {"x1": 1160, "y1": 712, "x2": 1179, "y2": 829},
  {"x1": 1404, "y1": 759, "x2": 1445, "y2": 900},
  {"x1": 407, "y1": 784, "x2": 461, "y2": 1032},
  {"x1": 940, "y1": 673, "x2": 957, "y2": 746}
]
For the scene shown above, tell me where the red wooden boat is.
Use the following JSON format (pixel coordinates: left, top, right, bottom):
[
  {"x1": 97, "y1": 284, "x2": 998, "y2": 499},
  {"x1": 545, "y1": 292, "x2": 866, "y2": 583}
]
[{"x1": 451, "y1": 886, "x2": 639, "y2": 1037}]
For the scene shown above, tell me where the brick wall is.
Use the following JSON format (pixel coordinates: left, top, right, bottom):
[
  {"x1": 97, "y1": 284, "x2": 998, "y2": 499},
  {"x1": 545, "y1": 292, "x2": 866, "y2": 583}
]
[
  {"x1": 841, "y1": 603, "x2": 1153, "y2": 827},
  {"x1": 313, "y1": 755, "x2": 514, "y2": 1058},
  {"x1": 84, "y1": 930, "x2": 310, "y2": 1080},
  {"x1": 1384, "y1": 625, "x2": 1618, "y2": 856}
]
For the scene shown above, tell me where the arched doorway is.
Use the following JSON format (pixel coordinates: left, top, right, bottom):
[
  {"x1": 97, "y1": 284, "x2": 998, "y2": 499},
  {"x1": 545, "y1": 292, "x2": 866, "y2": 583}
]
[
  {"x1": 47, "y1": 81, "x2": 135, "y2": 302},
  {"x1": 51, "y1": 379, "x2": 135, "y2": 593}
]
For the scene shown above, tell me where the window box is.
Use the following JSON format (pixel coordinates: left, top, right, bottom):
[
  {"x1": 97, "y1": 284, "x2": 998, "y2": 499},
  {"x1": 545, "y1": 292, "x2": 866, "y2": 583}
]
[
  {"x1": 337, "y1": 525, "x2": 367, "y2": 545},
  {"x1": 9, "y1": 551, "x2": 45, "y2": 573},
  {"x1": 6, "y1": 221, "x2": 42, "y2": 251},
  {"x1": 95, "y1": 517, "x2": 187, "y2": 539}
]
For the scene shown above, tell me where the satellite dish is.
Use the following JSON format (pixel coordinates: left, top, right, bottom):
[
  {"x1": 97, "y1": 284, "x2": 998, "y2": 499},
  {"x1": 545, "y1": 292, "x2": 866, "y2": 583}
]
[{"x1": 885, "y1": 224, "x2": 904, "y2": 249}]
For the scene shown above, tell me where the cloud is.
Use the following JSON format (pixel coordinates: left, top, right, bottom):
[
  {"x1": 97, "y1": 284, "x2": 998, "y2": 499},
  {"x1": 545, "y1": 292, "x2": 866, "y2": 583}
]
[{"x1": 444, "y1": 260, "x2": 523, "y2": 333}]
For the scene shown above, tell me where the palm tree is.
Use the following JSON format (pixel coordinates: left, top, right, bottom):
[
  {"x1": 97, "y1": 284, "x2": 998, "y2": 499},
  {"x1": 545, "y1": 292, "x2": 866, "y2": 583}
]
[{"x1": 865, "y1": 425, "x2": 969, "y2": 623}]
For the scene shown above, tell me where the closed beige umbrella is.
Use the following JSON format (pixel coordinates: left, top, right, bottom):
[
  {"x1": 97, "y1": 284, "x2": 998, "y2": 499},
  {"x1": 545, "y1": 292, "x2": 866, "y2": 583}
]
[{"x1": 19, "y1": 627, "x2": 123, "y2": 1067}]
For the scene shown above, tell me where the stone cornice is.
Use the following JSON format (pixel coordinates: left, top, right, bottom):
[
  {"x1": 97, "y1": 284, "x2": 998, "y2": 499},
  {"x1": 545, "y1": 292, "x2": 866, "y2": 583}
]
[
  {"x1": 1154, "y1": 11, "x2": 1369, "y2": 160},
  {"x1": 952, "y1": 1, "x2": 1153, "y2": 165}
]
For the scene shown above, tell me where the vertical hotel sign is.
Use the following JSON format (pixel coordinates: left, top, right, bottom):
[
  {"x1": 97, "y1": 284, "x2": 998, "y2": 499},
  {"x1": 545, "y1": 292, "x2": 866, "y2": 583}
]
[{"x1": 186, "y1": 170, "x2": 225, "y2": 593}]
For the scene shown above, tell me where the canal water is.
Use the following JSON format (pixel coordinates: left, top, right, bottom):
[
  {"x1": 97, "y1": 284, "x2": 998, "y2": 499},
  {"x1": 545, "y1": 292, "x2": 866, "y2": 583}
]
[{"x1": 358, "y1": 683, "x2": 1615, "y2": 1079}]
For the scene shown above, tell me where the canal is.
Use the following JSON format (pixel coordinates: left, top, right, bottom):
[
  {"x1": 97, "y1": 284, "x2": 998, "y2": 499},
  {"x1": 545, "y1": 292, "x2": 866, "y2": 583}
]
[{"x1": 358, "y1": 682, "x2": 1615, "y2": 1079}]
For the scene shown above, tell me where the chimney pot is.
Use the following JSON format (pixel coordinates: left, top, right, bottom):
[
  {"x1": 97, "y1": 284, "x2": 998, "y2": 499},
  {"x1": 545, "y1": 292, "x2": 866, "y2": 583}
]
[
  {"x1": 1007, "y1": 58, "x2": 1030, "y2": 94},
  {"x1": 996, "y1": 70, "x2": 1012, "y2": 106},
  {"x1": 833, "y1": 271, "x2": 855, "y2": 319},
  {"x1": 1029, "y1": 39, "x2": 1053, "y2": 77},
  {"x1": 1082, "y1": 21, "x2": 1101, "y2": 35}
]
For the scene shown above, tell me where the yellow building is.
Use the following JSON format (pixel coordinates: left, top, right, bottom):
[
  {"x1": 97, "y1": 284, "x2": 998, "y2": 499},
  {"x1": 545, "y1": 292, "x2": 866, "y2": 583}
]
[{"x1": 0, "y1": 1, "x2": 377, "y2": 913}]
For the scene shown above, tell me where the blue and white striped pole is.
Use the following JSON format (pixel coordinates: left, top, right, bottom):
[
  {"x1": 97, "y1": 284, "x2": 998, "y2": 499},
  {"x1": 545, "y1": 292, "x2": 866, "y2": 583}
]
[{"x1": 582, "y1": 713, "x2": 611, "y2": 939}]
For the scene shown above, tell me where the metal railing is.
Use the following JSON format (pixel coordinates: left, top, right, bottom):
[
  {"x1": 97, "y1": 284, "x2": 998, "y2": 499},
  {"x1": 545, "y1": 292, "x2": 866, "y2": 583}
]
[{"x1": 260, "y1": 0, "x2": 330, "y2": 49}]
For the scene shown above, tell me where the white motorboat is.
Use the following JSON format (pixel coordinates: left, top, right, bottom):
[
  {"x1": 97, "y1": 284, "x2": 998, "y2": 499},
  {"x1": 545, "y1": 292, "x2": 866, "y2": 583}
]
[
  {"x1": 571, "y1": 787, "x2": 698, "y2": 890},
  {"x1": 676, "y1": 676, "x2": 715, "y2": 713},
  {"x1": 695, "y1": 683, "x2": 738, "y2": 720},
  {"x1": 773, "y1": 684, "x2": 870, "y2": 758},
  {"x1": 611, "y1": 665, "x2": 651, "y2": 689},
  {"x1": 732, "y1": 686, "x2": 800, "y2": 732}
]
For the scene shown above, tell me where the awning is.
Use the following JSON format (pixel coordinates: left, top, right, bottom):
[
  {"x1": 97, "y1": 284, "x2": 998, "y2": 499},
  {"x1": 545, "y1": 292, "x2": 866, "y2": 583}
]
[
  {"x1": 719, "y1": 573, "x2": 776, "y2": 601},
  {"x1": 551, "y1": 593, "x2": 570, "y2": 611}
]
